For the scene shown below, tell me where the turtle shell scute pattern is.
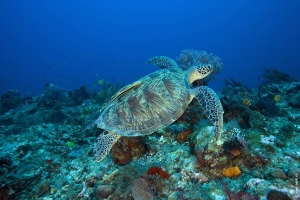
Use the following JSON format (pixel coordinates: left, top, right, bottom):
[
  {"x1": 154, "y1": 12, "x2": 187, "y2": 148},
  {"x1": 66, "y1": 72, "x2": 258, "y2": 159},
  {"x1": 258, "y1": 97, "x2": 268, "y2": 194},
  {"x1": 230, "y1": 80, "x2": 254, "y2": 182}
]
[{"x1": 97, "y1": 68, "x2": 191, "y2": 136}]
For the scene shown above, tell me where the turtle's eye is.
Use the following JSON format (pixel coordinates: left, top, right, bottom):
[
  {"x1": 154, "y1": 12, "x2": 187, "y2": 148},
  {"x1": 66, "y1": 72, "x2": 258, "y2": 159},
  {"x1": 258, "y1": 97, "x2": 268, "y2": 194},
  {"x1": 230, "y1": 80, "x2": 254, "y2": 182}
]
[{"x1": 206, "y1": 65, "x2": 212, "y2": 71}]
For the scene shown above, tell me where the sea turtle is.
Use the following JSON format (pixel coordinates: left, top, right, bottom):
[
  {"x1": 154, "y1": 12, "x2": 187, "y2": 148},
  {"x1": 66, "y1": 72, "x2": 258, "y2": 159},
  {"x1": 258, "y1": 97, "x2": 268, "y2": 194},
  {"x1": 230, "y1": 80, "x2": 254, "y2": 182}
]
[{"x1": 90, "y1": 56, "x2": 224, "y2": 161}]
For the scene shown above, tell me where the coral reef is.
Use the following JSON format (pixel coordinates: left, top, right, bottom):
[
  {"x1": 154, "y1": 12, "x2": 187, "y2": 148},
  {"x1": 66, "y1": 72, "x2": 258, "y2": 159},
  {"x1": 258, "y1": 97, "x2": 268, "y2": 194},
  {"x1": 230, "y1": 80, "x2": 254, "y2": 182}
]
[
  {"x1": 0, "y1": 67, "x2": 299, "y2": 199},
  {"x1": 0, "y1": 90, "x2": 23, "y2": 113}
]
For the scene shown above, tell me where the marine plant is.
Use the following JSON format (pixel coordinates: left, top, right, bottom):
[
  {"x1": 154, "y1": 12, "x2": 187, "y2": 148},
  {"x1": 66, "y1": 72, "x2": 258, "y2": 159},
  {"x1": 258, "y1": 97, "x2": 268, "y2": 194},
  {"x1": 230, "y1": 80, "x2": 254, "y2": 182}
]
[
  {"x1": 223, "y1": 78, "x2": 246, "y2": 88},
  {"x1": 261, "y1": 68, "x2": 297, "y2": 85},
  {"x1": 245, "y1": 131, "x2": 261, "y2": 146}
]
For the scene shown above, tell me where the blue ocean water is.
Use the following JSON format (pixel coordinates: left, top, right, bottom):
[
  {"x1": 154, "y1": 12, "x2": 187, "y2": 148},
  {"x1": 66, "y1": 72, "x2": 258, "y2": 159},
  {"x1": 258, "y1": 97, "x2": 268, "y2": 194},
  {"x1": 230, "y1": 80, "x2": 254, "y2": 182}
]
[{"x1": 0, "y1": 1, "x2": 299, "y2": 96}]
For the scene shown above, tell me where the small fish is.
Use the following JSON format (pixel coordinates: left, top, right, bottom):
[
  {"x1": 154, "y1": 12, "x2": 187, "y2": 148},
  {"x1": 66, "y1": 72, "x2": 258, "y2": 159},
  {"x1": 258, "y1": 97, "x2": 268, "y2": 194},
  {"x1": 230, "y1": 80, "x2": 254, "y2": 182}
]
[
  {"x1": 98, "y1": 79, "x2": 104, "y2": 85},
  {"x1": 242, "y1": 98, "x2": 251, "y2": 106},
  {"x1": 274, "y1": 95, "x2": 280, "y2": 102},
  {"x1": 50, "y1": 187, "x2": 56, "y2": 194}
]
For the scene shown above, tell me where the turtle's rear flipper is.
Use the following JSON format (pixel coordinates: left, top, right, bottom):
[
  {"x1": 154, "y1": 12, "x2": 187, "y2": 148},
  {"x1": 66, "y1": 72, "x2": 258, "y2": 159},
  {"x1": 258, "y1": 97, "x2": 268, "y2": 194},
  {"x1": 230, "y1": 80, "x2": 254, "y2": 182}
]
[
  {"x1": 93, "y1": 131, "x2": 121, "y2": 162},
  {"x1": 195, "y1": 86, "x2": 224, "y2": 140}
]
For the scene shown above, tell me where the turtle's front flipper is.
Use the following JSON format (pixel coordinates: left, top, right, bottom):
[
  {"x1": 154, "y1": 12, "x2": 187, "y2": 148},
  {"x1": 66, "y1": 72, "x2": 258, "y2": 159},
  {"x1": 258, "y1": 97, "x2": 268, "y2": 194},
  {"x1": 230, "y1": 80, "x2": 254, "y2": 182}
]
[
  {"x1": 93, "y1": 131, "x2": 121, "y2": 161},
  {"x1": 147, "y1": 56, "x2": 178, "y2": 69},
  {"x1": 194, "y1": 86, "x2": 224, "y2": 141}
]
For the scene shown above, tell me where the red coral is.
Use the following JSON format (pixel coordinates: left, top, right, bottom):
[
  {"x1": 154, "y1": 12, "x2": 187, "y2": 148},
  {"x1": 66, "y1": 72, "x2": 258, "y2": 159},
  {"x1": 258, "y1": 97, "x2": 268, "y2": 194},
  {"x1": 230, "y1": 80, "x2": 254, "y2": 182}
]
[
  {"x1": 147, "y1": 167, "x2": 169, "y2": 179},
  {"x1": 148, "y1": 166, "x2": 161, "y2": 175},
  {"x1": 159, "y1": 171, "x2": 170, "y2": 179}
]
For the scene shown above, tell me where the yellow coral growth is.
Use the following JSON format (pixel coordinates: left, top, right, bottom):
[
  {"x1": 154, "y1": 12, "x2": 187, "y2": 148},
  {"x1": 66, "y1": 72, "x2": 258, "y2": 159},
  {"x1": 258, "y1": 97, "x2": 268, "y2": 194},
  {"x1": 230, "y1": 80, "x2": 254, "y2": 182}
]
[{"x1": 222, "y1": 166, "x2": 241, "y2": 178}]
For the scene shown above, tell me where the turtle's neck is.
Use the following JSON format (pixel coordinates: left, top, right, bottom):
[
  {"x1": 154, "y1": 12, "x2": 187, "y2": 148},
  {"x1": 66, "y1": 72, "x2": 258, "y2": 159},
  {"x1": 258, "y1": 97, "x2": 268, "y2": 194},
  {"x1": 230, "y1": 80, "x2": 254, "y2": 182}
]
[{"x1": 185, "y1": 66, "x2": 200, "y2": 84}]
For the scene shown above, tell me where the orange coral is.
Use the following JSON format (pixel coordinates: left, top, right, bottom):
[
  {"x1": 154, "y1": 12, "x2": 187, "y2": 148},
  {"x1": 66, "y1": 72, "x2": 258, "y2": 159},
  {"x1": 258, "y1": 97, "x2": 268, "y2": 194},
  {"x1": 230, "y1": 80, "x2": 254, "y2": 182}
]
[{"x1": 222, "y1": 166, "x2": 241, "y2": 178}]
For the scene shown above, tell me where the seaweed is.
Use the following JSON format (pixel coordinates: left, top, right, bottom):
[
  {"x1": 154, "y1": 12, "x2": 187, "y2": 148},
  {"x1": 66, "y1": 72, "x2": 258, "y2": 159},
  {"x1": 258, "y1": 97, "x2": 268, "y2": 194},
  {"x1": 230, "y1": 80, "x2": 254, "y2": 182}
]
[
  {"x1": 261, "y1": 68, "x2": 297, "y2": 85},
  {"x1": 223, "y1": 78, "x2": 245, "y2": 88}
]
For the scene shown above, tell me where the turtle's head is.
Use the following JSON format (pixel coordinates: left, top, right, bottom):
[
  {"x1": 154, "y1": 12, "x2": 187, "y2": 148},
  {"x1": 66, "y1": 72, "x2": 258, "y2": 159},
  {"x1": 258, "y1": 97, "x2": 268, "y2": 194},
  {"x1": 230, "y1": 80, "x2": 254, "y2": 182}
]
[{"x1": 185, "y1": 64, "x2": 213, "y2": 84}]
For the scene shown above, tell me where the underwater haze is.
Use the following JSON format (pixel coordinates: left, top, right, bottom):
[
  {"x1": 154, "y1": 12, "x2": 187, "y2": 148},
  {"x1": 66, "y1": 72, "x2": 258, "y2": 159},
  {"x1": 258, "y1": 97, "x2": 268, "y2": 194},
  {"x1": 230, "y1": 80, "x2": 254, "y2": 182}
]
[
  {"x1": 1, "y1": 0, "x2": 299, "y2": 96},
  {"x1": 2, "y1": 1, "x2": 300, "y2": 199}
]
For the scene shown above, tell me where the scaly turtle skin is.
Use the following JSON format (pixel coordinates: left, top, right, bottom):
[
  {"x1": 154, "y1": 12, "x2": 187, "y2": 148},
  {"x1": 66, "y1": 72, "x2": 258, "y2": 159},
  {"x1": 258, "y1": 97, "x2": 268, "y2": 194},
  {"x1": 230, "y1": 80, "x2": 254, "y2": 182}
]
[{"x1": 90, "y1": 56, "x2": 224, "y2": 161}]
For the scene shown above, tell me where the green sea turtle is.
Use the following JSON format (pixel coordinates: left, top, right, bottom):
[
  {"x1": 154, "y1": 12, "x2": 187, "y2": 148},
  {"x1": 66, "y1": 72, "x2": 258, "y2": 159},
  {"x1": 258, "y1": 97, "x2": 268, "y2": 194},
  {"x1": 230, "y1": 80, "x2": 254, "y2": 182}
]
[{"x1": 90, "y1": 56, "x2": 224, "y2": 161}]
